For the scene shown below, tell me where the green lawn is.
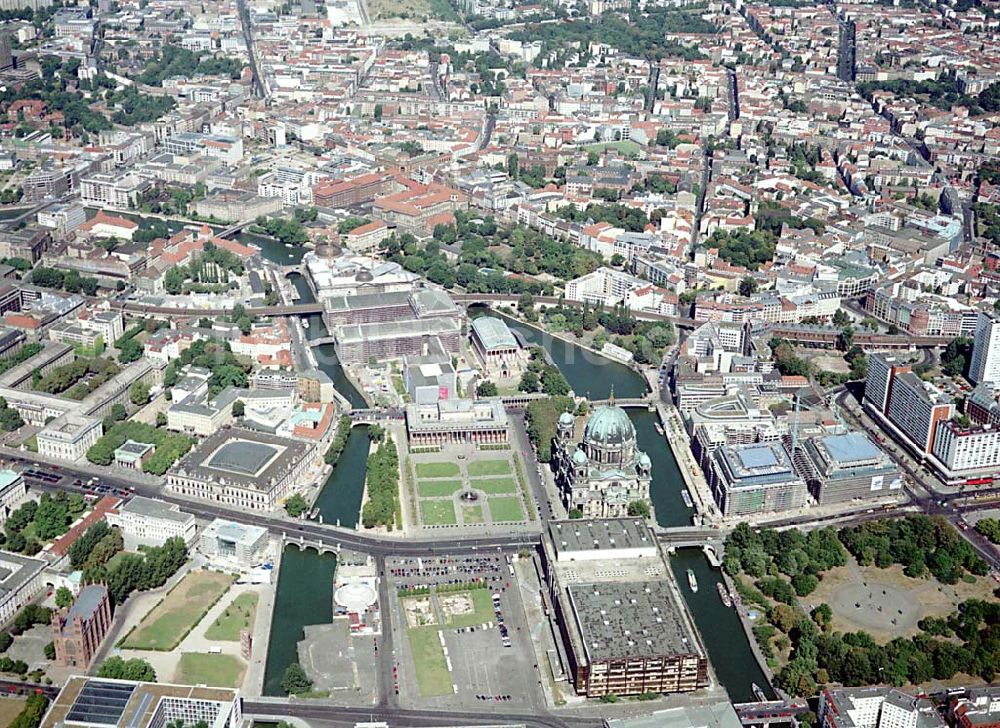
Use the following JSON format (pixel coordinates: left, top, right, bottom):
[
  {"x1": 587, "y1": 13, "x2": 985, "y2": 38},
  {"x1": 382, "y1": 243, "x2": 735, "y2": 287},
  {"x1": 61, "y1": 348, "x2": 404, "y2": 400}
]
[
  {"x1": 488, "y1": 496, "x2": 524, "y2": 523},
  {"x1": 205, "y1": 593, "x2": 258, "y2": 641},
  {"x1": 470, "y1": 477, "x2": 516, "y2": 494},
  {"x1": 174, "y1": 653, "x2": 246, "y2": 688},
  {"x1": 123, "y1": 571, "x2": 235, "y2": 650},
  {"x1": 461, "y1": 504, "x2": 483, "y2": 525},
  {"x1": 417, "y1": 479, "x2": 463, "y2": 497},
  {"x1": 416, "y1": 462, "x2": 460, "y2": 478},
  {"x1": 583, "y1": 140, "x2": 644, "y2": 156},
  {"x1": 468, "y1": 459, "x2": 512, "y2": 477},
  {"x1": 421, "y1": 500, "x2": 457, "y2": 525},
  {"x1": 443, "y1": 588, "x2": 493, "y2": 629},
  {"x1": 407, "y1": 627, "x2": 453, "y2": 697}
]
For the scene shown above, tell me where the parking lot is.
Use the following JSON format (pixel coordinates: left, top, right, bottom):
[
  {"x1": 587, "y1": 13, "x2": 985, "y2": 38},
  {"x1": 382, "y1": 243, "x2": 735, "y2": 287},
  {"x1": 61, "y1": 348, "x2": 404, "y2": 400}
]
[{"x1": 385, "y1": 553, "x2": 545, "y2": 712}]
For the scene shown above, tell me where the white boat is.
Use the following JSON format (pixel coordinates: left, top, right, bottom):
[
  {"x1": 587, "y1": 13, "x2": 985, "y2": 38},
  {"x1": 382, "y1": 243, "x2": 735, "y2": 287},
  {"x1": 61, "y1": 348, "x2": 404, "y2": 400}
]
[
  {"x1": 687, "y1": 569, "x2": 698, "y2": 593},
  {"x1": 717, "y1": 582, "x2": 732, "y2": 608},
  {"x1": 681, "y1": 491, "x2": 693, "y2": 508},
  {"x1": 302, "y1": 318, "x2": 310, "y2": 328},
  {"x1": 655, "y1": 422, "x2": 664, "y2": 436}
]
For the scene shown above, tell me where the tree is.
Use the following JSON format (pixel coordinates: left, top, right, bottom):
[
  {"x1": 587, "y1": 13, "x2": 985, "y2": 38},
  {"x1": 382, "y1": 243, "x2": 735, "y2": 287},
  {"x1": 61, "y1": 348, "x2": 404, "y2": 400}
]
[
  {"x1": 476, "y1": 381, "x2": 498, "y2": 397},
  {"x1": 738, "y1": 276, "x2": 759, "y2": 297},
  {"x1": 942, "y1": 336, "x2": 974, "y2": 379},
  {"x1": 285, "y1": 493, "x2": 308, "y2": 518},
  {"x1": 627, "y1": 500, "x2": 650, "y2": 518},
  {"x1": 232, "y1": 399, "x2": 245, "y2": 418},
  {"x1": 832, "y1": 309, "x2": 850, "y2": 327},
  {"x1": 281, "y1": 663, "x2": 313, "y2": 695},
  {"x1": 55, "y1": 586, "x2": 73, "y2": 609},
  {"x1": 98, "y1": 656, "x2": 157, "y2": 682},
  {"x1": 130, "y1": 380, "x2": 150, "y2": 406},
  {"x1": 111, "y1": 403, "x2": 127, "y2": 421}
]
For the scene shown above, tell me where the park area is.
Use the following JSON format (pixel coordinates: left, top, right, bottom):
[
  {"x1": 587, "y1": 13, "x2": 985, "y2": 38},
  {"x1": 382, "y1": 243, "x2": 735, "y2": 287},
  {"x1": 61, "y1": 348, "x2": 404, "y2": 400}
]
[
  {"x1": 807, "y1": 557, "x2": 997, "y2": 641},
  {"x1": 122, "y1": 571, "x2": 235, "y2": 650},
  {"x1": 174, "y1": 653, "x2": 246, "y2": 688},
  {"x1": 205, "y1": 593, "x2": 258, "y2": 641},
  {"x1": 406, "y1": 627, "x2": 452, "y2": 697},
  {"x1": 413, "y1": 455, "x2": 524, "y2": 527}
]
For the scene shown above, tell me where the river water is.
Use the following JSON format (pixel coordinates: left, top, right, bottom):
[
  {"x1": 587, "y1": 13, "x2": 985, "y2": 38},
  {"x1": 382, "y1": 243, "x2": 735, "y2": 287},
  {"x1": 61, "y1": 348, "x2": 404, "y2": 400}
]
[{"x1": 255, "y1": 247, "x2": 770, "y2": 703}]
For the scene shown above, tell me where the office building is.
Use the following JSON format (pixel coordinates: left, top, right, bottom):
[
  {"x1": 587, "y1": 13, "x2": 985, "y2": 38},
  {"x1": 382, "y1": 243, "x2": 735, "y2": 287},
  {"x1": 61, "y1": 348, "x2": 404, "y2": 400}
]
[
  {"x1": 865, "y1": 354, "x2": 953, "y2": 456},
  {"x1": 540, "y1": 519, "x2": 708, "y2": 698},
  {"x1": 51, "y1": 584, "x2": 112, "y2": 669},
  {"x1": 818, "y1": 686, "x2": 945, "y2": 728},
  {"x1": 950, "y1": 687, "x2": 1000, "y2": 728},
  {"x1": 39, "y1": 677, "x2": 242, "y2": 728},
  {"x1": 709, "y1": 442, "x2": 808, "y2": 518},
  {"x1": 107, "y1": 497, "x2": 196, "y2": 548},
  {"x1": 0, "y1": 550, "x2": 46, "y2": 624},
  {"x1": 969, "y1": 311, "x2": 1000, "y2": 386},
  {"x1": 199, "y1": 519, "x2": 269, "y2": 569},
  {"x1": 0, "y1": 469, "x2": 30, "y2": 525},
  {"x1": 801, "y1": 433, "x2": 903, "y2": 504}
]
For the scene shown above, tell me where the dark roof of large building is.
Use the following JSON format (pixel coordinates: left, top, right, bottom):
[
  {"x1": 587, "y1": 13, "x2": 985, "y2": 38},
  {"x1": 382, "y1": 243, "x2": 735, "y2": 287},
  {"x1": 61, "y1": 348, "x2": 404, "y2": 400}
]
[{"x1": 68, "y1": 584, "x2": 107, "y2": 621}]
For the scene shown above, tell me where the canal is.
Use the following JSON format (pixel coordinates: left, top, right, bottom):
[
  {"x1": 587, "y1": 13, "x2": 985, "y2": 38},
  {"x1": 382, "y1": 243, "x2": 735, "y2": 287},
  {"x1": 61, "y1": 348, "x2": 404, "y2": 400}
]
[
  {"x1": 262, "y1": 545, "x2": 337, "y2": 697},
  {"x1": 500, "y1": 312, "x2": 771, "y2": 702},
  {"x1": 312, "y1": 425, "x2": 370, "y2": 528}
]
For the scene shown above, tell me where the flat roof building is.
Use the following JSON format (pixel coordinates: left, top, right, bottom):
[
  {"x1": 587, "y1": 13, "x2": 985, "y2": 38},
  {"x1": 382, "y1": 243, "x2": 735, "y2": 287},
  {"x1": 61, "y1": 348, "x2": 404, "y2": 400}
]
[
  {"x1": 540, "y1": 518, "x2": 707, "y2": 699},
  {"x1": 107, "y1": 497, "x2": 196, "y2": 549},
  {"x1": 709, "y1": 442, "x2": 808, "y2": 518},
  {"x1": 802, "y1": 432, "x2": 903, "y2": 504},
  {"x1": 199, "y1": 518, "x2": 269, "y2": 570},
  {"x1": 166, "y1": 428, "x2": 316, "y2": 512}
]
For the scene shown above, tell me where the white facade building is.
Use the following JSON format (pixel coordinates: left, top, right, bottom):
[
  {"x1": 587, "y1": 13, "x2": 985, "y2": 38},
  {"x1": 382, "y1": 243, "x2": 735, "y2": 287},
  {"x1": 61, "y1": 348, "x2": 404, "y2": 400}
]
[
  {"x1": 36, "y1": 414, "x2": 103, "y2": 461},
  {"x1": 107, "y1": 497, "x2": 197, "y2": 548},
  {"x1": 969, "y1": 311, "x2": 1000, "y2": 386}
]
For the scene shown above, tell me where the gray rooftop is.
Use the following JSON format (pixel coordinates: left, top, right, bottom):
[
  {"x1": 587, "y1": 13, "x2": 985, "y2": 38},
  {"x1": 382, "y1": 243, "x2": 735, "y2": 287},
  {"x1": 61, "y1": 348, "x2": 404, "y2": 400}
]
[
  {"x1": 118, "y1": 496, "x2": 193, "y2": 525},
  {"x1": 67, "y1": 584, "x2": 106, "y2": 621},
  {"x1": 472, "y1": 317, "x2": 518, "y2": 351},
  {"x1": 567, "y1": 580, "x2": 697, "y2": 662},
  {"x1": 548, "y1": 519, "x2": 654, "y2": 556}
]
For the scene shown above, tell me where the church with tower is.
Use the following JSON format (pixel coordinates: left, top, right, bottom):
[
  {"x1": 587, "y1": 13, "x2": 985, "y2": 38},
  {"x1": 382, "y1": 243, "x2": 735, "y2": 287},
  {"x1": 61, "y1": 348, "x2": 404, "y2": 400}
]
[{"x1": 551, "y1": 394, "x2": 653, "y2": 519}]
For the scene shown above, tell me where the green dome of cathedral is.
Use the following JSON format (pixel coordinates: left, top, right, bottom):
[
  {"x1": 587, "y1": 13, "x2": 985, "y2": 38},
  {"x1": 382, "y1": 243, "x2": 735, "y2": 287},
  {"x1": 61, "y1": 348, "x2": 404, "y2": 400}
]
[{"x1": 584, "y1": 404, "x2": 635, "y2": 446}]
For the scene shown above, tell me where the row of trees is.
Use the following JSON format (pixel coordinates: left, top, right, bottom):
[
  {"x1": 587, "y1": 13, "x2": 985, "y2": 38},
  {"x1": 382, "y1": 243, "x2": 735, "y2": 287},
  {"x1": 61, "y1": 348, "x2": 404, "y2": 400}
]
[
  {"x1": 99, "y1": 537, "x2": 188, "y2": 605},
  {"x1": 69, "y1": 521, "x2": 124, "y2": 575},
  {"x1": 360, "y1": 436, "x2": 399, "y2": 530},
  {"x1": 30, "y1": 266, "x2": 99, "y2": 296},
  {"x1": 97, "y1": 656, "x2": 157, "y2": 682},
  {"x1": 524, "y1": 395, "x2": 576, "y2": 462}
]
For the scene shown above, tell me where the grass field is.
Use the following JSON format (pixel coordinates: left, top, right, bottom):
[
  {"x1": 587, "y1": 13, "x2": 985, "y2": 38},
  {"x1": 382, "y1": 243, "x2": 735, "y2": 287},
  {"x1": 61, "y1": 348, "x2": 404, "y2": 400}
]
[
  {"x1": 468, "y1": 459, "x2": 512, "y2": 477},
  {"x1": 583, "y1": 140, "x2": 644, "y2": 156},
  {"x1": 407, "y1": 627, "x2": 453, "y2": 697},
  {"x1": 470, "y1": 477, "x2": 516, "y2": 494},
  {"x1": 174, "y1": 653, "x2": 246, "y2": 688},
  {"x1": 418, "y1": 479, "x2": 463, "y2": 497},
  {"x1": 416, "y1": 462, "x2": 460, "y2": 478},
  {"x1": 488, "y1": 496, "x2": 524, "y2": 522},
  {"x1": 443, "y1": 588, "x2": 493, "y2": 629},
  {"x1": 368, "y1": 0, "x2": 459, "y2": 21},
  {"x1": 421, "y1": 500, "x2": 457, "y2": 525},
  {"x1": 123, "y1": 571, "x2": 235, "y2": 650},
  {"x1": 0, "y1": 697, "x2": 27, "y2": 726},
  {"x1": 461, "y1": 504, "x2": 483, "y2": 525},
  {"x1": 205, "y1": 592, "x2": 258, "y2": 641}
]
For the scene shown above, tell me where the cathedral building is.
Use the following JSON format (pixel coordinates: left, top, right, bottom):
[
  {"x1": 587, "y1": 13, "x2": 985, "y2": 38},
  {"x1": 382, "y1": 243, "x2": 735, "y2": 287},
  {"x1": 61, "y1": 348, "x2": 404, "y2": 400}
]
[{"x1": 552, "y1": 398, "x2": 652, "y2": 518}]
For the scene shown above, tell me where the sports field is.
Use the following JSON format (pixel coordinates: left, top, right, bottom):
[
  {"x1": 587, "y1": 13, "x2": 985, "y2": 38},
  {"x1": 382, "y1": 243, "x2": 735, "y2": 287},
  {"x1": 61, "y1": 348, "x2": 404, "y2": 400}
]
[{"x1": 123, "y1": 571, "x2": 235, "y2": 650}]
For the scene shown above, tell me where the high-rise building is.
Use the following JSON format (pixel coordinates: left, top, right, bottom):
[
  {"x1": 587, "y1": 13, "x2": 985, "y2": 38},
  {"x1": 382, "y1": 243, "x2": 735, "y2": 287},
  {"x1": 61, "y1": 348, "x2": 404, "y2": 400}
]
[
  {"x1": 969, "y1": 311, "x2": 1000, "y2": 386},
  {"x1": 864, "y1": 354, "x2": 953, "y2": 455},
  {"x1": 0, "y1": 34, "x2": 12, "y2": 72}
]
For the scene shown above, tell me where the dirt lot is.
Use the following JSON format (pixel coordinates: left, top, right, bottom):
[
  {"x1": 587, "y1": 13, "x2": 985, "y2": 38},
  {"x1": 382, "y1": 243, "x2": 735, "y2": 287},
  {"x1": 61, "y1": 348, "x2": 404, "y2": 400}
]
[{"x1": 808, "y1": 557, "x2": 997, "y2": 641}]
